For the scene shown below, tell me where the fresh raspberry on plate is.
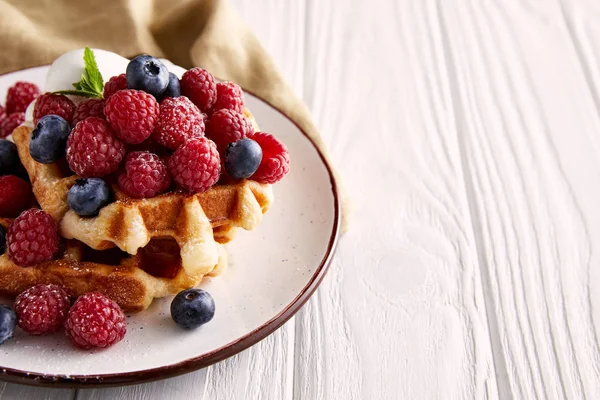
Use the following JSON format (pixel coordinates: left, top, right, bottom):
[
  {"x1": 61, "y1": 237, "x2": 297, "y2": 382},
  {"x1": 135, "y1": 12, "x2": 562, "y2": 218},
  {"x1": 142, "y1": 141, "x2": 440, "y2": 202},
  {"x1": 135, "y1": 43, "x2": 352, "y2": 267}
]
[
  {"x1": 7, "y1": 209, "x2": 59, "y2": 267},
  {"x1": 0, "y1": 175, "x2": 34, "y2": 218},
  {"x1": 64, "y1": 292, "x2": 126, "y2": 349},
  {"x1": 105, "y1": 89, "x2": 159, "y2": 144},
  {"x1": 153, "y1": 96, "x2": 204, "y2": 150},
  {"x1": 0, "y1": 112, "x2": 25, "y2": 138},
  {"x1": 211, "y1": 81, "x2": 244, "y2": 114},
  {"x1": 103, "y1": 73, "x2": 128, "y2": 100},
  {"x1": 66, "y1": 117, "x2": 126, "y2": 177},
  {"x1": 181, "y1": 68, "x2": 217, "y2": 112},
  {"x1": 249, "y1": 132, "x2": 290, "y2": 184},
  {"x1": 71, "y1": 98, "x2": 105, "y2": 127},
  {"x1": 33, "y1": 93, "x2": 76, "y2": 125},
  {"x1": 205, "y1": 109, "x2": 253, "y2": 153},
  {"x1": 14, "y1": 284, "x2": 70, "y2": 335},
  {"x1": 118, "y1": 151, "x2": 171, "y2": 198},
  {"x1": 168, "y1": 137, "x2": 221, "y2": 193},
  {"x1": 6, "y1": 82, "x2": 40, "y2": 114}
]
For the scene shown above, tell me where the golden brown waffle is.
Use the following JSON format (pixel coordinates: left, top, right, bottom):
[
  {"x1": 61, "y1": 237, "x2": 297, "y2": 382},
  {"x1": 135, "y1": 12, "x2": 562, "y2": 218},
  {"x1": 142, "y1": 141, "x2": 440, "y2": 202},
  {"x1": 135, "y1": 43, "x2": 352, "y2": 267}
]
[{"x1": 0, "y1": 219, "x2": 228, "y2": 312}]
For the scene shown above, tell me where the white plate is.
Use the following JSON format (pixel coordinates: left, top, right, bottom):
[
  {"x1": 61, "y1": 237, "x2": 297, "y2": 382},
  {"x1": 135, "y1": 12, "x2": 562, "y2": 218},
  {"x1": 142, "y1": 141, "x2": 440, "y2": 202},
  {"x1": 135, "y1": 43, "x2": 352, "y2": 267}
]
[{"x1": 0, "y1": 66, "x2": 340, "y2": 387}]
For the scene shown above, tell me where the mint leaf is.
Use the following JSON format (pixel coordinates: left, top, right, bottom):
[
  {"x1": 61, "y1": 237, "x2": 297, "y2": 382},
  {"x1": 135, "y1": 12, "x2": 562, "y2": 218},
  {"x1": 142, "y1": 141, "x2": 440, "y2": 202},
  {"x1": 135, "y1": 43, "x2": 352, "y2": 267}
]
[{"x1": 55, "y1": 47, "x2": 104, "y2": 98}]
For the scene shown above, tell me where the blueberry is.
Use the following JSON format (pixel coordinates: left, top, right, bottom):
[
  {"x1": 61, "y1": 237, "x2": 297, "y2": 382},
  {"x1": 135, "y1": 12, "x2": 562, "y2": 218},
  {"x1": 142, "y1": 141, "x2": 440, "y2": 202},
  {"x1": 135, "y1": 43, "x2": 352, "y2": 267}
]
[
  {"x1": 159, "y1": 73, "x2": 181, "y2": 101},
  {"x1": 29, "y1": 115, "x2": 71, "y2": 164},
  {"x1": 67, "y1": 178, "x2": 111, "y2": 217},
  {"x1": 0, "y1": 225, "x2": 5, "y2": 255},
  {"x1": 224, "y1": 138, "x2": 262, "y2": 179},
  {"x1": 126, "y1": 55, "x2": 169, "y2": 97},
  {"x1": 170, "y1": 289, "x2": 215, "y2": 329},
  {"x1": 0, "y1": 139, "x2": 19, "y2": 175},
  {"x1": 0, "y1": 305, "x2": 16, "y2": 345}
]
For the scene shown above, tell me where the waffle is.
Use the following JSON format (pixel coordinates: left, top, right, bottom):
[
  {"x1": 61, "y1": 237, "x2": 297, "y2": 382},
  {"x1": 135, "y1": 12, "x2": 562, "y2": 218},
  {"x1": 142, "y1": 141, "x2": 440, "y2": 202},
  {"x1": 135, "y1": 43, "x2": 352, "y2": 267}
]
[{"x1": 0, "y1": 219, "x2": 228, "y2": 312}]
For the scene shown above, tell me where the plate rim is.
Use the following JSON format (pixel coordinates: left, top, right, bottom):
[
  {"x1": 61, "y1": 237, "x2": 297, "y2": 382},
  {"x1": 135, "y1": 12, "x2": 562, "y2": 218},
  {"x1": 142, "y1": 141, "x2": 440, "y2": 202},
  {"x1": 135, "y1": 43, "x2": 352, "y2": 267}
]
[{"x1": 0, "y1": 65, "x2": 341, "y2": 388}]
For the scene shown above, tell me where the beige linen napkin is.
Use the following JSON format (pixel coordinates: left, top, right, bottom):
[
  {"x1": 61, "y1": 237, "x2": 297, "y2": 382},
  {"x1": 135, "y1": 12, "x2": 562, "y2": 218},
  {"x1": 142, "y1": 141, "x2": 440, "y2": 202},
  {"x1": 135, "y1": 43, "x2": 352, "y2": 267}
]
[{"x1": 0, "y1": 0, "x2": 348, "y2": 230}]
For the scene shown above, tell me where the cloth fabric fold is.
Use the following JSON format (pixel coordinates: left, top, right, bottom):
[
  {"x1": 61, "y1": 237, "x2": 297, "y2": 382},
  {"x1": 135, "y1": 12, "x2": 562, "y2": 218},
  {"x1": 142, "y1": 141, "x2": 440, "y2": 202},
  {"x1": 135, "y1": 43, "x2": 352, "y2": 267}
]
[{"x1": 0, "y1": 0, "x2": 348, "y2": 229}]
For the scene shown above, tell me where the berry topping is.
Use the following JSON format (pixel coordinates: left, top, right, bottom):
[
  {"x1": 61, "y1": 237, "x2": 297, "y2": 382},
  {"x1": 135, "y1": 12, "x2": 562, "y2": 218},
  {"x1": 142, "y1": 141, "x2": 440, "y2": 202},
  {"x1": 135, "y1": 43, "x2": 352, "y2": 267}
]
[
  {"x1": 249, "y1": 132, "x2": 290, "y2": 184},
  {"x1": 224, "y1": 138, "x2": 262, "y2": 179},
  {"x1": 0, "y1": 305, "x2": 16, "y2": 345},
  {"x1": 126, "y1": 55, "x2": 169, "y2": 97},
  {"x1": 168, "y1": 137, "x2": 221, "y2": 193},
  {"x1": 159, "y1": 72, "x2": 182, "y2": 100},
  {"x1": 212, "y1": 81, "x2": 244, "y2": 114},
  {"x1": 0, "y1": 139, "x2": 20, "y2": 175},
  {"x1": 0, "y1": 176, "x2": 34, "y2": 218},
  {"x1": 68, "y1": 178, "x2": 112, "y2": 217},
  {"x1": 66, "y1": 117, "x2": 126, "y2": 177},
  {"x1": 71, "y1": 98, "x2": 105, "y2": 127},
  {"x1": 29, "y1": 115, "x2": 71, "y2": 164},
  {"x1": 153, "y1": 96, "x2": 204, "y2": 150},
  {"x1": 0, "y1": 225, "x2": 5, "y2": 255},
  {"x1": 181, "y1": 67, "x2": 217, "y2": 112},
  {"x1": 118, "y1": 151, "x2": 171, "y2": 198},
  {"x1": 7, "y1": 209, "x2": 59, "y2": 266},
  {"x1": 64, "y1": 292, "x2": 126, "y2": 349},
  {"x1": 14, "y1": 284, "x2": 70, "y2": 335},
  {"x1": 170, "y1": 288, "x2": 215, "y2": 329},
  {"x1": 33, "y1": 93, "x2": 75, "y2": 125},
  {"x1": 0, "y1": 112, "x2": 25, "y2": 138},
  {"x1": 0, "y1": 105, "x2": 5, "y2": 115},
  {"x1": 205, "y1": 109, "x2": 253, "y2": 153},
  {"x1": 103, "y1": 73, "x2": 128, "y2": 100},
  {"x1": 105, "y1": 89, "x2": 159, "y2": 144},
  {"x1": 6, "y1": 82, "x2": 40, "y2": 114}
]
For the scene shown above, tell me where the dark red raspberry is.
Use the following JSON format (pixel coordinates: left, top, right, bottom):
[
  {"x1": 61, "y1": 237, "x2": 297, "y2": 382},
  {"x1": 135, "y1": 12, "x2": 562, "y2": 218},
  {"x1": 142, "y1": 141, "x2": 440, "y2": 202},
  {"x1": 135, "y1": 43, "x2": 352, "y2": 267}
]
[
  {"x1": 33, "y1": 93, "x2": 76, "y2": 125},
  {"x1": 71, "y1": 99, "x2": 105, "y2": 127},
  {"x1": 0, "y1": 105, "x2": 5, "y2": 115},
  {"x1": 105, "y1": 89, "x2": 159, "y2": 144},
  {"x1": 6, "y1": 82, "x2": 40, "y2": 114},
  {"x1": 168, "y1": 137, "x2": 221, "y2": 193},
  {"x1": 66, "y1": 117, "x2": 126, "y2": 177},
  {"x1": 64, "y1": 292, "x2": 126, "y2": 349},
  {"x1": 118, "y1": 151, "x2": 171, "y2": 198},
  {"x1": 0, "y1": 175, "x2": 34, "y2": 218},
  {"x1": 181, "y1": 68, "x2": 217, "y2": 112},
  {"x1": 14, "y1": 284, "x2": 70, "y2": 335},
  {"x1": 211, "y1": 81, "x2": 244, "y2": 114},
  {"x1": 205, "y1": 109, "x2": 253, "y2": 153},
  {"x1": 153, "y1": 96, "x2": 204, "y2": 150},
  {"x1": 103, "y1": 73, "x2": 128, "y2": 99},
  {"x1": 7, "y1": 209, "x2": 59, "y2": 267},
  {"x1": 249, "y1": 132, "x2": 290, "y2": 184},
  {"x1": 0, "y1": 112, "x2": 25, "y2": 138}
]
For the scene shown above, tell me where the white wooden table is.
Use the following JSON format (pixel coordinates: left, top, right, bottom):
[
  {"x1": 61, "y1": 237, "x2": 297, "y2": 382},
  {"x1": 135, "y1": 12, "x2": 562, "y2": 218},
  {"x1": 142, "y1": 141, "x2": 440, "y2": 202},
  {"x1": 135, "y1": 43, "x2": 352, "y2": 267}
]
[{"x1": 3, "y1": 0, "x2": 600, "y2": 398}]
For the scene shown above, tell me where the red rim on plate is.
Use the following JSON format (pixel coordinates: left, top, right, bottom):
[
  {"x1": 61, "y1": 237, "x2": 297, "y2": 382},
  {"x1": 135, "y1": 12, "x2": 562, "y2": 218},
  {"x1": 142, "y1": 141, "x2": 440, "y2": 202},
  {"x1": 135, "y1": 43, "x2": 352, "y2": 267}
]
[{"x1": 0, "y1": 67, "x2": 341, "y2": 388}]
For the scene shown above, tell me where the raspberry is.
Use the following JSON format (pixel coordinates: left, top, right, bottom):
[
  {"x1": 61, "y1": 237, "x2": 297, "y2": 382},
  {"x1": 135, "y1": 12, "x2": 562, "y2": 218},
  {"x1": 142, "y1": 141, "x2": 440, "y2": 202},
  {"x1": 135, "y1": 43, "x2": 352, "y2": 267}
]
[
  {"x1": 118, "y1": 151, "x2": 171, "y2": 198},
  {"x1": 168, "y1": 137, "x2": 221, "y2": 193},
  {"x1": 33, "y1": 93, "x2": 76, "y2": 125},
  {"x1": 0, "y1": 105, "x2": 5, "y2": 115},
  {"x1": 153, "y1": 96, "x2": 204, "y2": 150},
  {"x1": 7, "y1": 209, "x2": 59, "y2": 267},
  {"x1": 211, "y1": 82, "x2": 244, "y2": 114},
  {"x1": 105, "y1": 89, "x2": 159, "y2": 144},
  {"x1": 0, "y1": 112, "x2": 25, "y2": 138},
  {"x1": 249, "y1": 132, "x2": 290, "y2": 184},
  {"x1": 66, "y1": 117, "x2": 126, "y2": 177},
  {"x1": 0, "y1": 175, "x2": 34, "y2": 218},
  {"x1": 14, "y1": 284, "x2": 70, "y2": 335},
  {"x1": 6, "y1": 82, "x2": 40, "y2": 114},
  {"x1": 205, "y1": 109, "x2": 253, "y2": 153},
  {"x1": 71, "y1": 99, "x2": 105, "y2": 127},
  {"x1": 64, "y1": 292, "x2": 126, "y2": 349},
  {"x1": 181, "y1": 68, "x2": 217, "y2": 112},
  {"x1": 103, "y1": 73, "x2": 128, "y2": 99}
]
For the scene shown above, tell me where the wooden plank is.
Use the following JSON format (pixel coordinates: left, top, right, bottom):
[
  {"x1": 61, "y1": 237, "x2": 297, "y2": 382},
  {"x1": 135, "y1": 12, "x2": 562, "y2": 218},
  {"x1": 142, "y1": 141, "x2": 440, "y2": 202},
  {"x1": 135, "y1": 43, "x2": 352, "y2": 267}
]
[
  {"x1": 438, "y1": 0, "x2": 600, "y2": 397},
  {"x1": 0, "y1": 383, "x2": 73, "y2": 400},
  {"x1": 293, "y1": 0, "x2": 498, "y2": 399}
]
